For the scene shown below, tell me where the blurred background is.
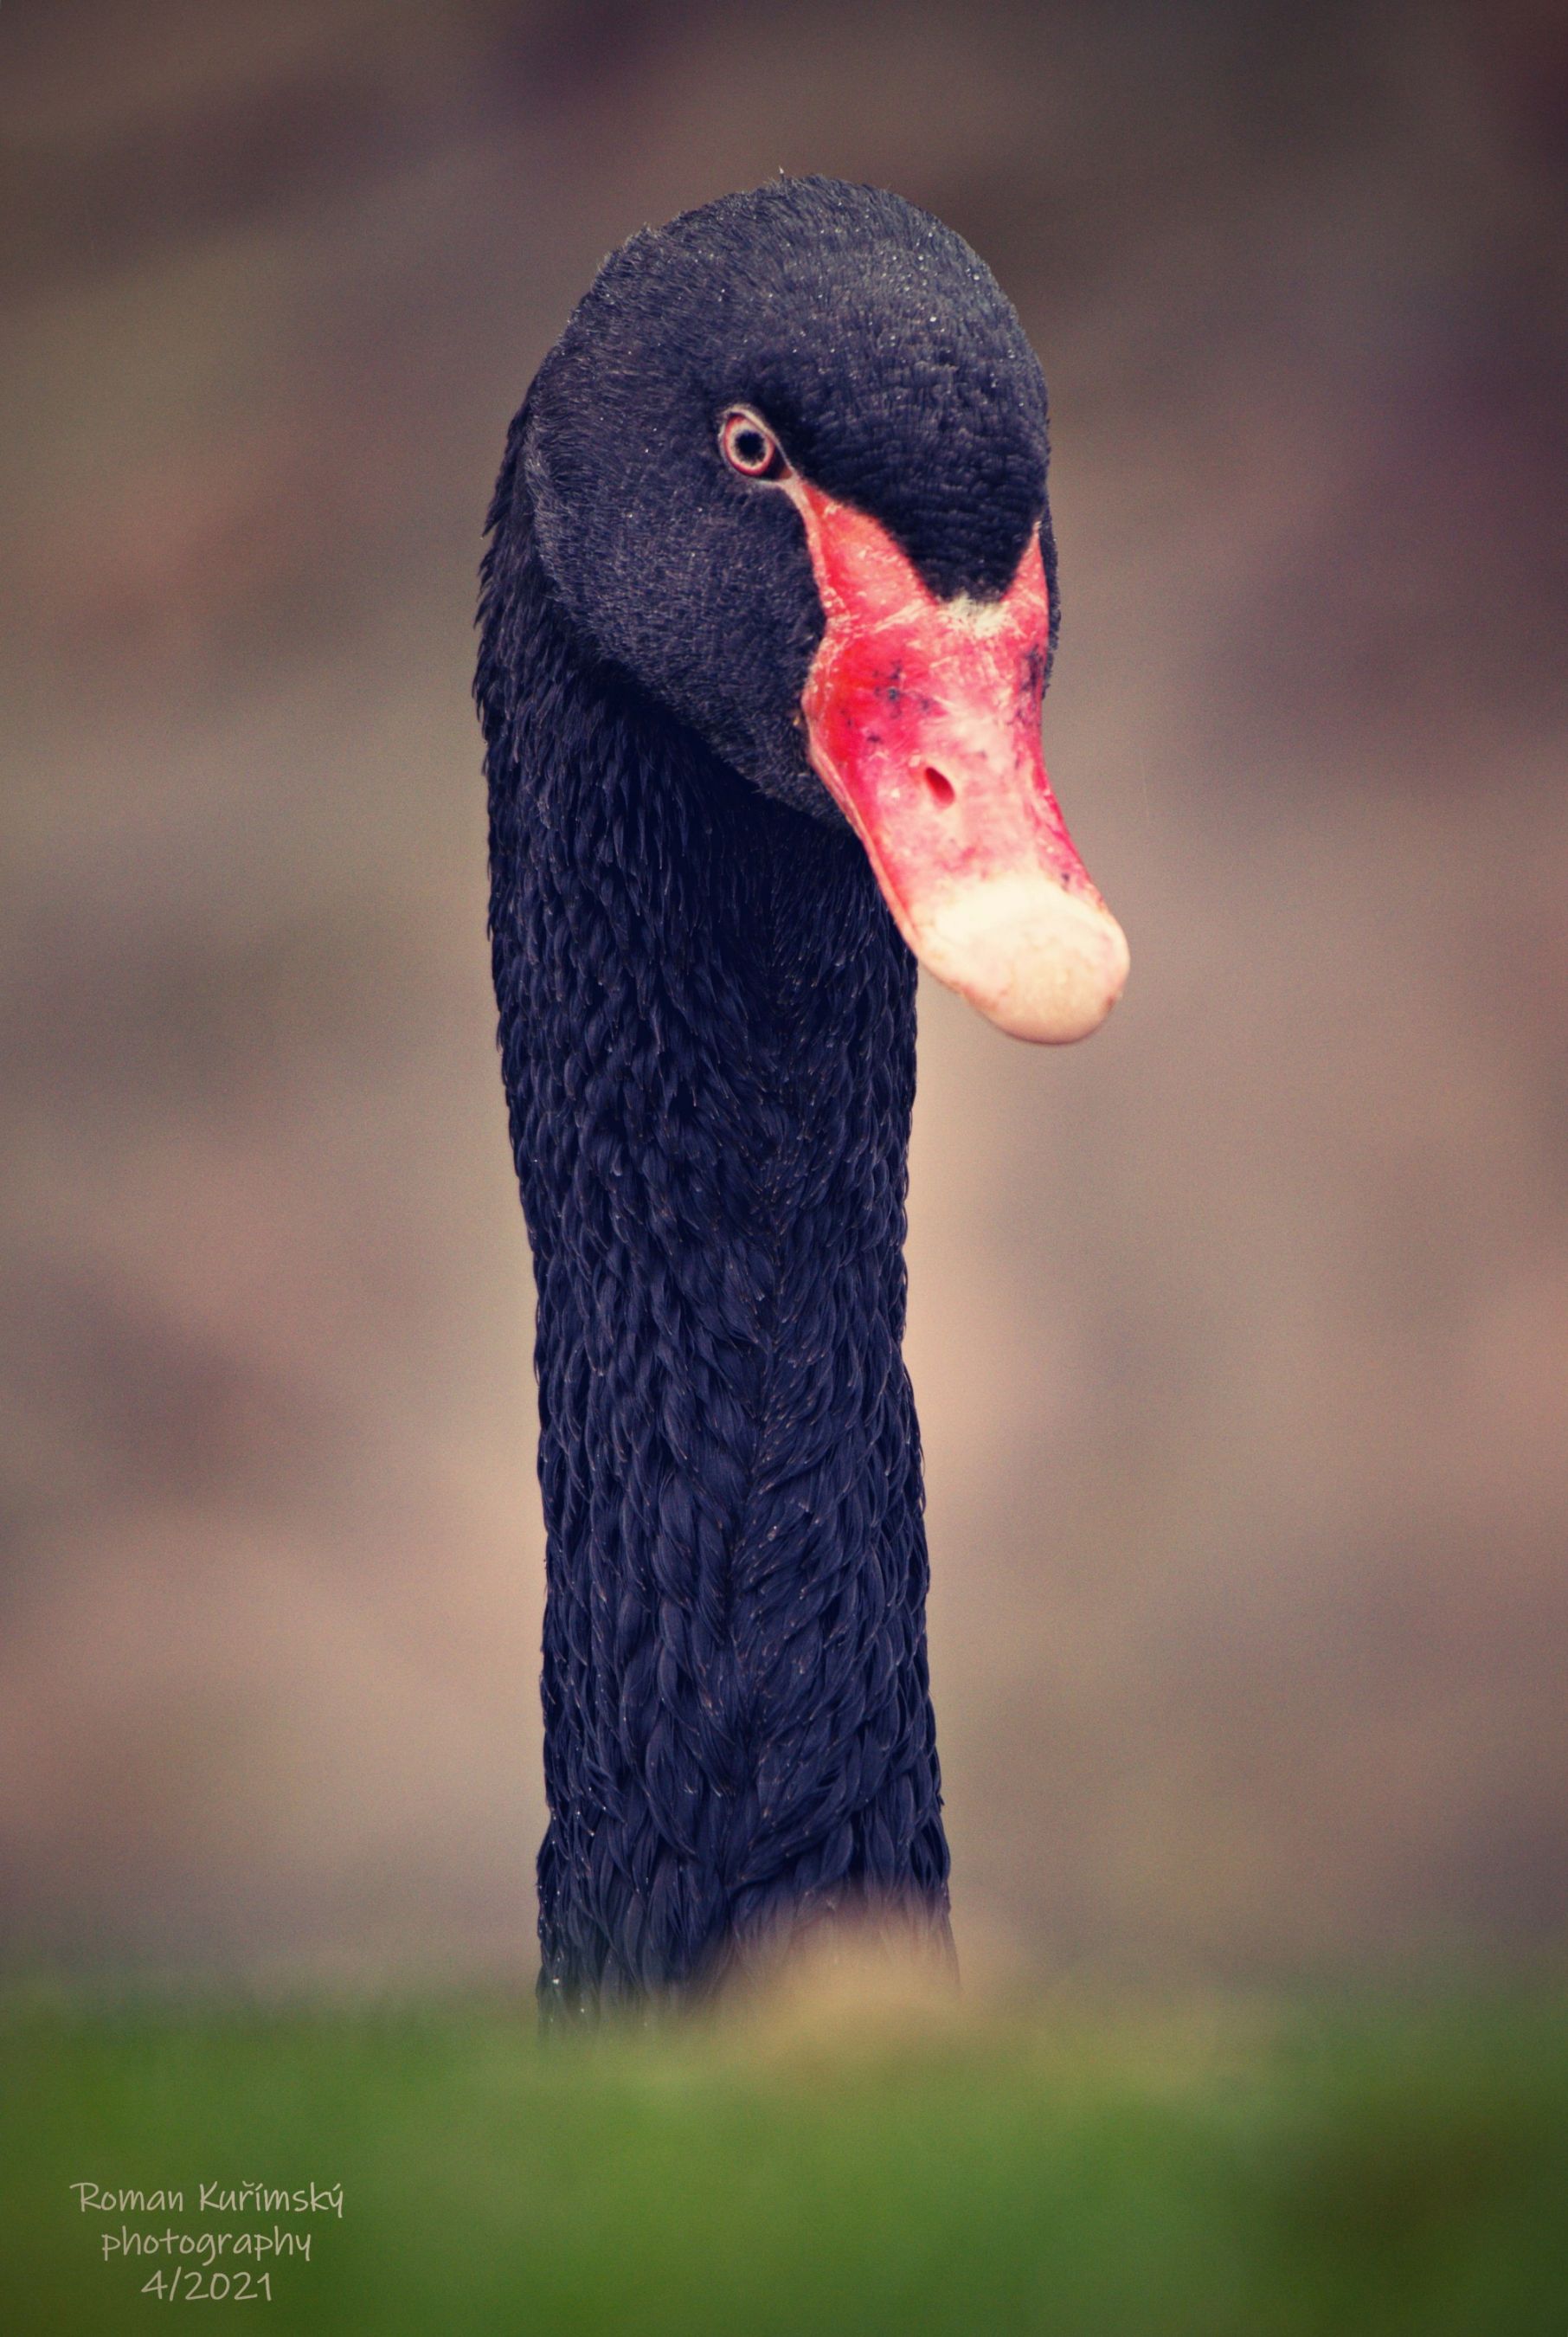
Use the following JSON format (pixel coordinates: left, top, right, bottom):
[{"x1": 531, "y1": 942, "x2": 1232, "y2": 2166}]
[{"x1": 2, "y1": 0, "x2": 1565, "y2": 1993}]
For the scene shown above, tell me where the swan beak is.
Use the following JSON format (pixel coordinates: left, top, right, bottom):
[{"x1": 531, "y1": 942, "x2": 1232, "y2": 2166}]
[{"x1": 786, "y1": 480, "x2": 1128, "y2": 1044}]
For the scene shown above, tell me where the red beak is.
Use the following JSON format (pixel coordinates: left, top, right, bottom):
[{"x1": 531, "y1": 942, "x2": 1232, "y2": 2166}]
[{"x1": 786, "y1": 479, "x2": 1128, "y2": 1043}]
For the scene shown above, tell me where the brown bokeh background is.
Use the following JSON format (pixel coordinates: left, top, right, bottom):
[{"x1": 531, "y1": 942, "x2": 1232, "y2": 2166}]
[{"x1": 3, "y1": 0, "x2": 1565, "y2": 1987}]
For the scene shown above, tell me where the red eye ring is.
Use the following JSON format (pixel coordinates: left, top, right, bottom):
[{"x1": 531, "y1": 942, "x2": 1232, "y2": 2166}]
[{"x1": 719, "y1": 406, "x2": 789, "y2": 481}]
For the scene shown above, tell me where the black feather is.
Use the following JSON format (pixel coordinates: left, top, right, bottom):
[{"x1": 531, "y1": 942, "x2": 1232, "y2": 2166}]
[{"x1": 477, "y1": 177, "x2": 1057, "y2": 2010}]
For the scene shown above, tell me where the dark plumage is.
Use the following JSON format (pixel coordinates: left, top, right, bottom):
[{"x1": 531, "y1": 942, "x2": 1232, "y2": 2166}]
[{"x1": 476, "y1": 177, "x2": 1113, "y2": 2015}]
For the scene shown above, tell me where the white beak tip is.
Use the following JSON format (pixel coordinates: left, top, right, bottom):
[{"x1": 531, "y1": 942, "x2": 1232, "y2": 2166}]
[{"x1": 912, "y1": 877, "x2": 1130, "y2": 1046}]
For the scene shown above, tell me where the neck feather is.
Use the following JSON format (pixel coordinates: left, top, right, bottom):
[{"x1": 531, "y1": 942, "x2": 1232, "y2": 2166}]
[{"x1": 478, "y1": 486, "x2": 951, "y2": 2011}]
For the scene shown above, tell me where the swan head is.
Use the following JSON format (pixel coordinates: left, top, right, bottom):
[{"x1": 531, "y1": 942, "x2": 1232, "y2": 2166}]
[{"x1": 505, "y1": 176, "x2": 1128, "y2": 1045}]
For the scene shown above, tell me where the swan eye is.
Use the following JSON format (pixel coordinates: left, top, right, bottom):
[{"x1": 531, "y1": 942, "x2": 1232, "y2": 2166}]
[{"x1": 719, "y1": 408, "x2": 789, "y2": 481}]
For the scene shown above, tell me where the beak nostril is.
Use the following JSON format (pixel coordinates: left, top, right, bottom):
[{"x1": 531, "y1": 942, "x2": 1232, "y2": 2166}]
[{"x1": 922, "y1": 765, "x2": 955, "y2": 808}]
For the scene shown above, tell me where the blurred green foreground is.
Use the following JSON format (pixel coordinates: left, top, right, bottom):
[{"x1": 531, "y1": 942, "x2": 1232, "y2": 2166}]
[{"x1": 3, "y1": 1986, "x2": 1565, "y2": 2335}]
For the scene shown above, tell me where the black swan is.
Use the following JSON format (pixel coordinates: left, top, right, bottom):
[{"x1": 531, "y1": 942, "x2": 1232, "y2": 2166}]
[{"x1": 475, "y1": 177, "x2": 1128, "y2": 2017}]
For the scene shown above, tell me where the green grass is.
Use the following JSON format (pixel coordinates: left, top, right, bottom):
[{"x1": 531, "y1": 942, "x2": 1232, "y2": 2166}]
[{"x1": 3, "y1": 1986, "x2": 1565, "y2": 2334}]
